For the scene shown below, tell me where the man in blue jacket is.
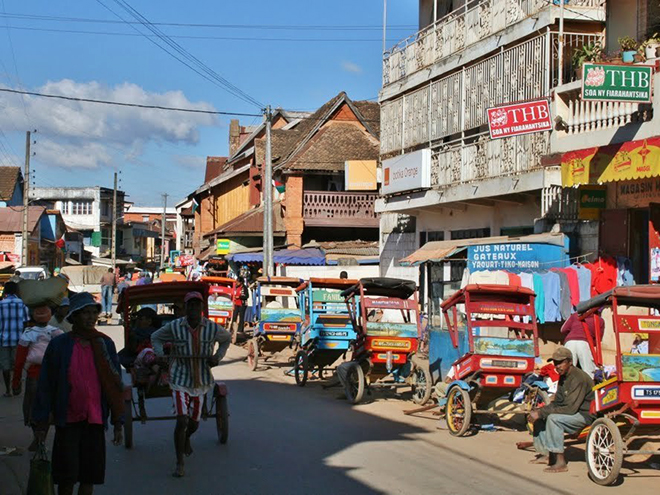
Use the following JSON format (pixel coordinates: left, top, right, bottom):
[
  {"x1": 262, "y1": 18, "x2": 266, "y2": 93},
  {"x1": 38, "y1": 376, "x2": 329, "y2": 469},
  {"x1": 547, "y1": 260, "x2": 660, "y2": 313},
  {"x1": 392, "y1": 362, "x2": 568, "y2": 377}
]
[{"x1": 32, "y1": 292, "x2": 125, "y2": 495}]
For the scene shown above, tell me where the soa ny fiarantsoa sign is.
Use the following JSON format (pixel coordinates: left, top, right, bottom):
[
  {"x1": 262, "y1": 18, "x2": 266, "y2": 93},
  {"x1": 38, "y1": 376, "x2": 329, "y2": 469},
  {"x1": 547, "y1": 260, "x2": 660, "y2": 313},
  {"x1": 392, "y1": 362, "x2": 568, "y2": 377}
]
[
  {"x1": 486, "y1": 99, "x2": 552, "y2": 140},
  {"x1": 468, "y1": 242, "x2": 569, "y2": 273},
  {"x1": 582, "y1": 63, "x2": 652, "y2": 103}
]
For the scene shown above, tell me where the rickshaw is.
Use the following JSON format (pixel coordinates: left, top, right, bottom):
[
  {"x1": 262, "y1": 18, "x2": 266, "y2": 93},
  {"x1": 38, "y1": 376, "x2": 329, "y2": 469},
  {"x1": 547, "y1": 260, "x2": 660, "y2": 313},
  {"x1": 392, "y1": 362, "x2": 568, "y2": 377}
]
[
  {"x1": 293, "y1": 277, "x2": 358, "y2": 386},
  {"x1": 576, "y1": 286, "x2": 660, "y2": 485},
  {"x1": 340, "y1": 278, "x2": 431, "y2": 404},
  {"x1": 441, "y1": 284, "x2": 548, "y2": 436},
  {"x1": 202, "y1": 276, "x2": 238, "y2": 341},
  {"x1": 247, "y1": 276, "x2": 302, "y2": 371},
  {"x1": 119, "y1": 282, "x2": 229, "y2": 448}
]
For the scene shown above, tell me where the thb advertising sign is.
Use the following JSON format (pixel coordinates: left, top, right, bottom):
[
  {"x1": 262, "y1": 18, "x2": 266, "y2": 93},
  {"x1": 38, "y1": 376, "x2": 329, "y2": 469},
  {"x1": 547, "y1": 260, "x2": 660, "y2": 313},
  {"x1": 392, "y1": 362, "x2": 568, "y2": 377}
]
[
  {"x1": 582, "y1": 63, "x2": 652, "y2": 103},
  {"x1": 487, "y1": 99, "x2": 552, "y2": 139}
]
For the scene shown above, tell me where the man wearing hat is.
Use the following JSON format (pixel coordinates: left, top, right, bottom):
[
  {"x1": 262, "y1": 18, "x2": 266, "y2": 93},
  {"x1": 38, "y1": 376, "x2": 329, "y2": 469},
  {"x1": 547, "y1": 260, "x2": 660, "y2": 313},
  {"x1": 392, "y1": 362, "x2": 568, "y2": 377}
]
[
  {"x1": 528, "y1": 346, "x2": 595, "y2": 473},
  {"x1": 151, "y1": 291, "x2": 231, "y2": 478},
  {"x1": 32, "y1": 292, "x2": 124, "y2": 495}
]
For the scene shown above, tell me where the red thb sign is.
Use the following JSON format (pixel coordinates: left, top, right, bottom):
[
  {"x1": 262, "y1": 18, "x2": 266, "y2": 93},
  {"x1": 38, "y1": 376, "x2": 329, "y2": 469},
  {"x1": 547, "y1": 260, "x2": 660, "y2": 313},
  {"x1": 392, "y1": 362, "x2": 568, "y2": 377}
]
[{"x1": 487, "y1": 99, "x2": 552, "y2": 140}]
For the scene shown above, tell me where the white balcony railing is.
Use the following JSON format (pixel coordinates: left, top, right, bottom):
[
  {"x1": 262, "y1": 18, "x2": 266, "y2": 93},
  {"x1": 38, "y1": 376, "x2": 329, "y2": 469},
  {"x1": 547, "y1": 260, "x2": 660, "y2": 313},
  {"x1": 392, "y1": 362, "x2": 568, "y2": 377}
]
[
  {"x1": 383, "y1": 0, "x2": 603, "y2": 86},
  {"x1": 381, "y1": 31, "x2": 603, "y2": 156}
]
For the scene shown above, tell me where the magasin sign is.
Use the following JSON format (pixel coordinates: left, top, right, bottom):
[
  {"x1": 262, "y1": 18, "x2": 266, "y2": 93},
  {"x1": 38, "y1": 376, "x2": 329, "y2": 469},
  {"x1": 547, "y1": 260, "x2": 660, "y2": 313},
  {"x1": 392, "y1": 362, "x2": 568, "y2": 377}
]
[
  {"x1": 582, "y1": 63, "x2": 653, "y2": 103},
  {"x1": 467, "y1": 242, "x2": 569, "y2": 273},
  {"x1": 487, "y1": 99, "x2": 552, "y2": 139}
]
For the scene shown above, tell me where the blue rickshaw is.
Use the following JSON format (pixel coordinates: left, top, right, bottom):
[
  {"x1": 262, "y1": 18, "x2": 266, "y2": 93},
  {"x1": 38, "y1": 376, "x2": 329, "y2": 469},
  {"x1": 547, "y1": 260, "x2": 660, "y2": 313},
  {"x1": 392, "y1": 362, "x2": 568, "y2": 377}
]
[
  {"x1": 247, "y1": 276, "x2": 302, "y2": 371},
  {"x1": 293, "y1": 277, "x2": 358, "y2": 386}
]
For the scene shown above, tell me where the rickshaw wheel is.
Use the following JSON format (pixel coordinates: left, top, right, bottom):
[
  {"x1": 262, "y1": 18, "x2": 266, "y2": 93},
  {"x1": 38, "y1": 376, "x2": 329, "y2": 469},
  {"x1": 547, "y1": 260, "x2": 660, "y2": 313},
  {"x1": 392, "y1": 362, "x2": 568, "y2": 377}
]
[
  {"x1": 411, "y1": 364, "x2": 433, "y2": 405},
  {"x1": 294, "y1": 350, "x2": 309, "y2": 387},
  {"x1": 247, "y1": 338, "x2": 259, "y2": 371},
  {"x1": 346, "y1": 362, "x2": 365, "y2": 404},
  {"x1": 215, "y1": 394, "x2": 229, "y2": 444},
  {"x1": 124, "y1": 399, "x2": 134, "y2": 449},
  {"x1": 523, "y1": 387, "x2": 550, "y2": 434},
  {"x1": 446, "y1": 386, "x2": 471, "y2": 437},
  {"x1": 586, "y1": 417, "x2": 623, "y2": 486}
]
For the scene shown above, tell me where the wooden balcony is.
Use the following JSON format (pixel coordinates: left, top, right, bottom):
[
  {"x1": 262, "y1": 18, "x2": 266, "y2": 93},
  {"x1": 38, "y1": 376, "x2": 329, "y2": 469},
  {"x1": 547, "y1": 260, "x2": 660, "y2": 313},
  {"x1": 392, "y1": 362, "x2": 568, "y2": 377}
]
[{"x1": 303, "y1": 191, "x2": 379, "y2": 228}]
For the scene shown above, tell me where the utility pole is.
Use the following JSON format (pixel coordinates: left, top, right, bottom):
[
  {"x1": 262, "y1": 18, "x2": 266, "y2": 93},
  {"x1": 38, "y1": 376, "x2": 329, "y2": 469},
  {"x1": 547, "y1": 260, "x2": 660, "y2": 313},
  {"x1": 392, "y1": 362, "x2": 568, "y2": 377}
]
[
  {"x1": 263, "y1": 106, "x2": 274, "y2": 277},
  {"x1": 558, "y1": 0, "x2": 565, "y2": 85},
  {"x1": 21, "y1": 131, "x2": 31, "y2": 267},
  {"x1": 160, "y1": 193, "x2": 168, "y2": 271},
  {"x1": 111, "y1": 172, "x2": 118, "y2": 273}
]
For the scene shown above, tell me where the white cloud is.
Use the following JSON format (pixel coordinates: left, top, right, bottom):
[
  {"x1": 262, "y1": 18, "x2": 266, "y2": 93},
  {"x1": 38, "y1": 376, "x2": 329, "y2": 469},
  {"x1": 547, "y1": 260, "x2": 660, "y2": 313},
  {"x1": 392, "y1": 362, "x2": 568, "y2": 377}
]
[
  {"x1": 174, "y1": 155, "x2": 207, "y2": 169},
  {"x1": 341, "y1": 61, "x2": 363, "y2": 74},
  {"x1": 0, "y1": 79, "x2": 218, "y2": 169}
]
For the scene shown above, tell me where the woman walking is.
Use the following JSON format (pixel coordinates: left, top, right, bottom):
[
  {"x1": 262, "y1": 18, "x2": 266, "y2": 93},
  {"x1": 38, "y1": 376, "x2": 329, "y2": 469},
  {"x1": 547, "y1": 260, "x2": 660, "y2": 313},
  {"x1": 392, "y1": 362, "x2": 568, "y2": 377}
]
[{"x1": 32, "y1": 292, "x2": 124, "y2": 495}]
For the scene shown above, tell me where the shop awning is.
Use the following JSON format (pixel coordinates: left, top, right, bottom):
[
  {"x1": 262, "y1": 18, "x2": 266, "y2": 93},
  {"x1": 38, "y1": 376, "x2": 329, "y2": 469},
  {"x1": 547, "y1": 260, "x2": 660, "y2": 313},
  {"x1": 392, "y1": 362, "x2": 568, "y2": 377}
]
[
  {"x1": 400, "y1": 233, "x2": 567, "y2": 266},
  {"x1": 561, "y1": 136, "x2": 660, "y2": 186},
  {"x1": 228, "y1": 248, "x2": 325, "y2": 266}
]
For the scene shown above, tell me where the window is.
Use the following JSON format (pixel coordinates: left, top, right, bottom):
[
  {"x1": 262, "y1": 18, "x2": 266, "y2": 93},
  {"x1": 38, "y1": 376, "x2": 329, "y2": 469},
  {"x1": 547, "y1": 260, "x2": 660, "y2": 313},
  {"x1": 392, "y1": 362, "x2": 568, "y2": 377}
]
[
  {"x1": 142, "y1": 215, "x2": 150, "y2": 222},
  {"x1": 450, "y1": 228, "x2": 490, "y2": 240},
  {"x1": 60, "y1": 201, "x2": 70, "y2": 214},
  {"x1": 500, "y1": 226, "x2": 534, "y2": 237},
  {"x1": 420, "y1": 230, "x2": 444, "y2": 247},
  {"x1": 101, "y1": 228, "x2": 110, "y2": 246},
  {"x1": 72, "y1": 201, "x2": 93, "y2": 215},
  {"x1": 101, "y1": 201, "x2": 109, "y2": 217}
]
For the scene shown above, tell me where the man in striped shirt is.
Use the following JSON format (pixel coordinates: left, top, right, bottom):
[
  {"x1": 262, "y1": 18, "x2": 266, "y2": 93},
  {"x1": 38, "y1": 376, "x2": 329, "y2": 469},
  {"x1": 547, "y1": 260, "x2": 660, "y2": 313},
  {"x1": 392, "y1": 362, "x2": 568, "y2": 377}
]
[
  {"x1": 151, "y1": 291, "x2": 230, "y2": 478},
  {"x1": 0, "y1": 282, "x2": 30, "y2": 397}
]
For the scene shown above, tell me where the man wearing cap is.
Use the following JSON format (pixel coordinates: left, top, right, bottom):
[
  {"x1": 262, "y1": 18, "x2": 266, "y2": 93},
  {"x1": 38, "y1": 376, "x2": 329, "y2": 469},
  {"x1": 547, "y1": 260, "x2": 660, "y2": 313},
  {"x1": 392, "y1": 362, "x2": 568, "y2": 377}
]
[
  {"x1": 49, "y1": 297, "x2": 73, "y2": 333},
  {"x1": 528, "y1": 346, "x2": 595, "y2": 473},
  {"x1": 151, "y1": 291, "x2": 231, "y2": 478},
  {"x1": 32, "y1": 292, "x2": 124, "y2": 495}
]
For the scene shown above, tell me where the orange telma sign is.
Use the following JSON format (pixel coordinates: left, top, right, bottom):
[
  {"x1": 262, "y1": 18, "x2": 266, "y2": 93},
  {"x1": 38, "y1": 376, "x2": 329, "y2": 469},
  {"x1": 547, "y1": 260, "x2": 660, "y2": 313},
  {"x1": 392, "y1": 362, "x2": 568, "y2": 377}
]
[{"x1": 561, "y1": 137, "x2": 660, "y2": 186}]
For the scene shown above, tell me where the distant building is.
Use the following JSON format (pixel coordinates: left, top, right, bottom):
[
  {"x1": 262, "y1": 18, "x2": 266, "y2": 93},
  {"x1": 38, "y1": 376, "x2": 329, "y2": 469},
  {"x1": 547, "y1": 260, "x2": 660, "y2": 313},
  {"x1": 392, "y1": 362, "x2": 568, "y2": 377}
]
[
  {"x1": 0, "y1": 166, "x2": 24, "y2": 207},
  {"x1": 121, "y1": 205, "x2": 176, "y2": 262},
  {"x1": 30, "y1": 186, "x2": 125, "y2": 259}
]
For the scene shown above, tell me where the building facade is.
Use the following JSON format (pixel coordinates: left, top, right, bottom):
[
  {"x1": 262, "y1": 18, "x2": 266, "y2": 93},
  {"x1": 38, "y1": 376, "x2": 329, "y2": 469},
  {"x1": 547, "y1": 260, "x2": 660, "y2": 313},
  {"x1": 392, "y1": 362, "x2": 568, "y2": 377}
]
[{"x1": 31, "y1": 186, "x2": 125, "y2": 259}]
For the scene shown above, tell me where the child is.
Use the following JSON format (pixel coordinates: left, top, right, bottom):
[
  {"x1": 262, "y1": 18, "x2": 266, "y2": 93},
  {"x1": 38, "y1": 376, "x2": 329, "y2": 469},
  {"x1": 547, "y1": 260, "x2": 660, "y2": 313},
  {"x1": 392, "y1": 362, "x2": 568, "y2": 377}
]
[{"x1": 12, "y1": 304, "x2": 63, "y2": 450}]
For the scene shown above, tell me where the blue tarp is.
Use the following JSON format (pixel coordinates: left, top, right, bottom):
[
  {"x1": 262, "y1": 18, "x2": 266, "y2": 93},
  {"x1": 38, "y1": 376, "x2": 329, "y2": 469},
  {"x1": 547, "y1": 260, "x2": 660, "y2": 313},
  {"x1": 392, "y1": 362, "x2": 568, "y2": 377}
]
[{"x1": 228, "y1": 248, "x2": 325, "y2": 266}]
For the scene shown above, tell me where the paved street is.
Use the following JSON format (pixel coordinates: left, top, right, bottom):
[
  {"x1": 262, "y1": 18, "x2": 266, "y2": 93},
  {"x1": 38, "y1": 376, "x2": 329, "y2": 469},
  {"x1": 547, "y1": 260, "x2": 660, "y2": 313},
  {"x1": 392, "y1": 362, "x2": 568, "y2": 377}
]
[{"x1": 1, "y1": 322, "x2": 658, "y2": 495}]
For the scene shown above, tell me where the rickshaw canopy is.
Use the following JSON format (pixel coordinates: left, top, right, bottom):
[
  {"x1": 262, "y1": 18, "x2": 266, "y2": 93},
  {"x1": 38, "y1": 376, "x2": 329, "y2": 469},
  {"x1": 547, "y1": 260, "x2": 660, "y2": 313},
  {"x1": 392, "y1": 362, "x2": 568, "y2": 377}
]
[
  {"x1": 121, "y1": 281, "x2": 209, "y2": 308},
  {"x1": 577, "y1": 285, "x2": 660, "y2": 314},
  {"x1": 341, "y1": 277, "x2": 417, "y2": 300},
  {"x1": 296, "y1": 277, "x2": 357, "y2": 292},
  {"x1": 441, "y1": 284, "x2": 536, "y2": 310},
  {"x1": 257, "y1": 276, "x2": 302, "y2": 287}
]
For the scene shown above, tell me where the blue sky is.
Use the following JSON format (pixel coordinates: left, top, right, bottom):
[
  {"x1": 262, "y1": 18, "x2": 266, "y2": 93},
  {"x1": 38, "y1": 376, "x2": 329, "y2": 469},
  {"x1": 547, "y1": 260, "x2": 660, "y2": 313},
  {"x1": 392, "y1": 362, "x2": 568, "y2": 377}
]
[{"x1": 0, "y1": 0, "x2": 417, "y2": 206}]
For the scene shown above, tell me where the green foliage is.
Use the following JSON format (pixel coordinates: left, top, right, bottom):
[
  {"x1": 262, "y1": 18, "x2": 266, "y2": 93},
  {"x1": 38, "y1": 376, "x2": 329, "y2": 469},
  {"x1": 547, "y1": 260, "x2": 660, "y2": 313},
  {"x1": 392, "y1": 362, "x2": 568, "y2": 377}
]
[
  {"x1": 571, "y1": 43, "x2": 603, "y2": 69},
  {"x1": 618, "y1": 36, "x2": 638, "y2": 51}
]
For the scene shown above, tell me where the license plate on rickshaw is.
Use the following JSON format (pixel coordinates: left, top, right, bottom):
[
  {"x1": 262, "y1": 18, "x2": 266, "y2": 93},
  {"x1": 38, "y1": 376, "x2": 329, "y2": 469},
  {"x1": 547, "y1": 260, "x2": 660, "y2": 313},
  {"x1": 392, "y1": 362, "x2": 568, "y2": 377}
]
[
  {"x1": 264, "y1": 323, "x2": 297, "y2": 332},
  {"x1": 633, "y1": 386, "x2": 660, "y2": 400}
]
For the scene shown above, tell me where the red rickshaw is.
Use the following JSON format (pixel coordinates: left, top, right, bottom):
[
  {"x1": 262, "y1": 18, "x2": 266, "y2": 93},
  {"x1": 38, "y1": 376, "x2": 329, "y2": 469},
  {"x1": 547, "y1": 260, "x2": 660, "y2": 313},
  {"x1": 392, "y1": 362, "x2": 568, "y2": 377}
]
[
  {"x1": 441, "y1": 284, "x2": 548, "y2": 436},
  {"x1": 202, "y1": 276, "x2": 238, "y2": 342},
  {"x1": 119, "y1": 282, "x2": 229, "y2": 448},
  {"x1": 576, "y1": 286, "x2": 660, "y2": 485}
]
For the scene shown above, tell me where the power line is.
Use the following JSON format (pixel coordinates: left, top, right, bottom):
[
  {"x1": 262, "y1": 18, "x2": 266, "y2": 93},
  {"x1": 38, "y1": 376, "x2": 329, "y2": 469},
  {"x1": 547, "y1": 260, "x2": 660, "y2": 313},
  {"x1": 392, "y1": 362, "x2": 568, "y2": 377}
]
[
  {"x1": 0, "y1": 12, "x2": 416, "y2": 31},
  {"x1": 0, "y1": 88, "x2": 261, "y2": 116},
  {"x1": 2, "y1": 25, "x2": 401, "y2": 42},
  {"x1": 96, "y1": 0, "x2": 263, "y2": 109}
]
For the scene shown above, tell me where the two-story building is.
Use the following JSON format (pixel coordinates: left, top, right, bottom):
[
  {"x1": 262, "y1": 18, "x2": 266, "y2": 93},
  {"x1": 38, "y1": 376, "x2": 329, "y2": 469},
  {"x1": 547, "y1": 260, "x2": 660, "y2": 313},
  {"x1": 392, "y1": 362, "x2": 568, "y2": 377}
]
[
  {"x1": 31, "y1": 186, "x2": 125, "y2": 259},
  {"x1": 377, "y1": 0, "x2": 607, "y2": 287}
]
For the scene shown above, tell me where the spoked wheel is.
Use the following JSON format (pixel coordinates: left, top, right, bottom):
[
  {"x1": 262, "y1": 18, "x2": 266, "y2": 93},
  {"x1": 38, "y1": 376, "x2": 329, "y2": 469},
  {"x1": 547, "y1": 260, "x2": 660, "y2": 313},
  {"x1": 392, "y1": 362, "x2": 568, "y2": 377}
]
[
  {"x1": 215, "y1": 393, "x2": 229, "y2": 445},
  {"x1": 345, "y1": 362, "x2": 365, "y2": 404},
  {"x1": 123, "y1": 399, "x2": 134, "y2": 449},
  {"x1": 522, "y1": 387, "x2": 551, "y2": 434},
  {"x1": 445, "y1": 386, "x2": 472, "y2": 437},
  {"x1": 586, "y1": 418, "x2": 623, "y2": 486},
  {"x1": 411, "y1": 364, "x2": 433, "y2": 405},
  {"x1": 247, "y1": 338, "x2": 259, "y2": 371},
  {"x1": 294, "y1": 350, "x2": 309, "y2": 387},
  {"x1": 317, "y1": 366, "x2": 326, "y2": 380}
]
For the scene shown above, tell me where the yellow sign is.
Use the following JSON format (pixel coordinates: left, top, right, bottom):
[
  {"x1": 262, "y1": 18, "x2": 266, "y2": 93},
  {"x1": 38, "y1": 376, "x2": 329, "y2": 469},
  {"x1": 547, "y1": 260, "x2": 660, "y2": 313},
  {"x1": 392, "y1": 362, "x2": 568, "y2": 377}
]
[
  {"x1": 345, "y1": 160, "x2": 377, "y2": 191},
  {"x1": 562, "y1": 137, "x2": 660, "y2": 187}
]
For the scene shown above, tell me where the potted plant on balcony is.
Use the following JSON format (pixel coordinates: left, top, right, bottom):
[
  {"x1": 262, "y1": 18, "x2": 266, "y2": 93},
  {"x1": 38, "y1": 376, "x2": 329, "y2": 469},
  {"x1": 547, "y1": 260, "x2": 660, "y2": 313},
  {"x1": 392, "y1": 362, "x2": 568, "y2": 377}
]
[
  {"x1": 640, "y1": 33, "x2": 660, "y2": 60},
  {"x1": 571, "y1": 42, "x2": 603, "y2": 75},
  {"x1": 619, "y1": 36, "x2": 638, "y2": 63}
]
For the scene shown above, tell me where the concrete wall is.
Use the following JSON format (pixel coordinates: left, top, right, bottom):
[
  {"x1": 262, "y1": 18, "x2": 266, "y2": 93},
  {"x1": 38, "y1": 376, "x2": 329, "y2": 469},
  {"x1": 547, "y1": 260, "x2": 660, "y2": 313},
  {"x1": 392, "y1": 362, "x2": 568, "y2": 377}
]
[
  {"x1": 279, "y1": 264, "x2": 379, "y2": 280},
  {"x1": 607, "y1": 0, "x2": 639, "y2": 51}
]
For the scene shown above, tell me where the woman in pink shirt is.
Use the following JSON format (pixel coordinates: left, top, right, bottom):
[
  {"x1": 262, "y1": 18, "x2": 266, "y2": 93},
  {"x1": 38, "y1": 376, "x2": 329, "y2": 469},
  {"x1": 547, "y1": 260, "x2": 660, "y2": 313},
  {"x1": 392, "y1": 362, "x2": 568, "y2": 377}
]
[{"x1": 32, "y1": 292, "x2": 124, "y2": 495}]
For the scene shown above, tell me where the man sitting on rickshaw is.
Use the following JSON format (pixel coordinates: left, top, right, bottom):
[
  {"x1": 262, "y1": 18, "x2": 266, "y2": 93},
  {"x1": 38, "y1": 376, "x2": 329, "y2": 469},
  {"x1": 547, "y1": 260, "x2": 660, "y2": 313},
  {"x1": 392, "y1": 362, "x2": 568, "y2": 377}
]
[
  {"x1": 151, "y1": 291, "x2": 231, "y2": 478},
  {"x1": 528, "y1": 346, "x2": 595, "y2": 473}
]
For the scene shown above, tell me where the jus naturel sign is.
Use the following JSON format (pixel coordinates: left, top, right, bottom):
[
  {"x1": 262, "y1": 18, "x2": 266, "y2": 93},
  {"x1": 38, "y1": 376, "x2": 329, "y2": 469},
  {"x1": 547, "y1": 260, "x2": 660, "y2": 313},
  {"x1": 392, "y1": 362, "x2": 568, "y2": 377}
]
[
  {"x1": 486, "y1": 99, "x2": 552, "y2": 139},
  {"x1": 582, "y1": 63, "x2": 653, "y2": 103}
]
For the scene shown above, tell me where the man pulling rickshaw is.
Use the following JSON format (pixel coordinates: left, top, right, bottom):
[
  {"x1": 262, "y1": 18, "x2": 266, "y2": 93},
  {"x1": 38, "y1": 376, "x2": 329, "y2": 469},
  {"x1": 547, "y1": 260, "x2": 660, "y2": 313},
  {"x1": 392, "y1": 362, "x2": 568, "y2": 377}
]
[{"x1": 151, "y1": 291, "x2": 231, "y2": 478}]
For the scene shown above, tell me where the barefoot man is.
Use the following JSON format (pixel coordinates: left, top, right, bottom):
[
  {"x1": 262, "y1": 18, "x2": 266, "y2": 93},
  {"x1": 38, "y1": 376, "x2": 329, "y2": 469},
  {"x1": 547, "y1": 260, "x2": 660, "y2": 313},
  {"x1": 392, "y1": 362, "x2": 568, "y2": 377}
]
[
  {"x1": 151, "y1": 291, "x2": 230, "y2": 477},
  {"x1": 528, "y1": 346, "x2": 595, "y2": 473}
]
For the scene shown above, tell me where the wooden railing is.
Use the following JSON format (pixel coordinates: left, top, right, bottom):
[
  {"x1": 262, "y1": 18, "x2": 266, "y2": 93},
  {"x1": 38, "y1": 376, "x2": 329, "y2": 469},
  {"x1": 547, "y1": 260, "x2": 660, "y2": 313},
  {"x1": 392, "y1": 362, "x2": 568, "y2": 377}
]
[
  {"x1": 383, "y1": 0, "x2": 603, "y2": 86},
  {"x1": 303, "y1": 191, "x2": 378, "y2": 227}
]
